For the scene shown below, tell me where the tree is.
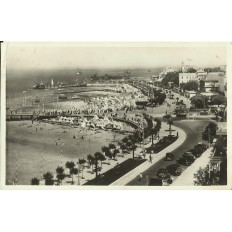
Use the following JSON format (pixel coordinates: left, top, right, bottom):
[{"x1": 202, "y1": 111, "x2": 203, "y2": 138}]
[
  {"x1": 102, "y1": 146, "x2": 112, "y2": 164},
  {"x1": 202, "y1": 122, "x2": 217, "y2": 142},
  {"x1": 65, "y1": 161, "x2": 77, "y2": 184},
  {"x1": 43, "y1": 172, "x2": 54, "y2": 185},
  {"x1": 119, "y1": 142, "x2": 127, "y2": 157},
  {"x1": 112, "y1": 149, "x2": 119, "y2": 160},
  {"x1": 87, "y1": 154, "x2": 94, "y2": 169},
  {"x1": 98, "y1": 153, "x2": 106, "y2": 168},
  {"x1": 199, "y1": 80, "x2": 205, "y2": 92},
  {"x1": 108, "y1": 143, "x2": 116, "y2": 150},
  {"x1": 211, "y1": 95, "x2": 226, "y2": 106},
  {"x1": 161, "y1": 72, "x2": 179, "y2": 87},
  {"x1": 150, "y1": 127, "x2": 158, "y2": 144},
  {"x1": 79, "y1": 158, "x2": 86, "y2": 179},
  {"x1": 70, "y1": 167, "x2": 78, "y2": 184},
  {"x1": 187, "y1": 67, "x2": 197, "y2": 73},
  {"x1": 130, "y1": 143, "x2": 137, "y2": 159},
  {"x1": 133, "y1": 130, "x2": 143, "y2": 143},
  {"x1": 191, "y1": 95, "x2": 208, "y2": 108},
  {"x1": 122, "y1": 137, "x2": 129, "y2": 144},
  {"x1": 184, "y1": 81, "x2": 198, "y2": 91},
  {"x1": 180, "y1": 83, "x2": 186, "y2": 91},
  {"x1": 93, "y1": 152, "x2": 103, "y2": 178},
  {"x1": 31, "y1": 177, "x2": 40, "y2": 185},
  {"x1": 65, "y1": 161, "x2": 75, "y2": 175},
  {"x1": 194, "y1": 166, "x2": 211, "y2": 186},
  {"x1": 56, "y1": 166, "x2": 65, "y2": 185}
]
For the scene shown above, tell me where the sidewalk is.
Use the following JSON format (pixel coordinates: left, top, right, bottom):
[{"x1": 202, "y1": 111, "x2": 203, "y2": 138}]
[
  {"x1": 171, "y1": 147, "x2": 213, "y2": 186},
  {"x1": 110, "y1": 124, "x2": 187, "y2": 186}
]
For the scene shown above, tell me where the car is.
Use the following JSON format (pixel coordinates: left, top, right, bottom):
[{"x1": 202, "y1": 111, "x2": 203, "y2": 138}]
[
  {"x1": 182, "y1": 151, "x2": 195, "y2": 160},
  {"x1": 194, "y1": 143, "x2": 208, "y2": 155},
  {"x1": 177, "y1": 152, "x2": 195, "y2": 166},
  {"x1": 166, "y1": 164, "x2": 182, "y2": 176},
  {"x1": 164, "y1": 152, "x2": 174, "y2": 161},
  {"x1": 157, "y1": 168, "x2": 171, "y2": 179}
]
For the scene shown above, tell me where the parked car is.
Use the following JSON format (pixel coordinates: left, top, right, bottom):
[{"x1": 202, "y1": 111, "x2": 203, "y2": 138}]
[
  {"x1": 182, "y1": 151, "x2": 195, "y2": 160},
  {"x1": 164, "y1": 152, "x2": 174, "y2": 161},
  {"x1": 157, "y1": 168, "x2": 171, "y2": 179},
  {"x1": 194, "y1": 143, "x2": 208, "y2": 156},
  {"x1": 166, "y1": 164, "x2": 182, "y2": 176},
  {"x1": 177, "y1": 151, "x2": 195, "y2": 166}
]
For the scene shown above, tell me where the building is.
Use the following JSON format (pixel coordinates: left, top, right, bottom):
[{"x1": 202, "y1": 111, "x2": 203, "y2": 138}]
[
  {"x1": 220, "y1": 65, "x2": 226, "y2": 72},
  {"x1": 218, "y1": 73, "x2": 227, "y2": 94},
  {"x1": 196, "y1": 68, "x2": 207, "y2": 80},
  {"x1": 216, "y1": 122, "x2": 227, "y2": 136},
  {"x1": 203, "y1": 72, "x2": 226, "y2": 93},
  {"x1": 179, "y1": 72, "x2": 197, "y2": 84},
  {"x1": 179, "y1": 68, "x2": 207, "y2": 85}
]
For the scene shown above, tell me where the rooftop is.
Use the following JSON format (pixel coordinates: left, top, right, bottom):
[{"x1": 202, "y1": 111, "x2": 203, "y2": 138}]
[{"x1": 205, "y1": 72, "x2": 225, "y2": 82}]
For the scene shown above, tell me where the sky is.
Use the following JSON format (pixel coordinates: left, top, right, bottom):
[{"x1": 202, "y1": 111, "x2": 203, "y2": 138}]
[{"x1": 5, "y1": 43, "x2": 227, "y2": 70}]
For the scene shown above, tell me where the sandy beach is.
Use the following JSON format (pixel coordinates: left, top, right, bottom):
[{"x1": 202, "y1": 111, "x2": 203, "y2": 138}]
[{"x1": 6, "y1": 120, "x2": 128, "y2": 185}]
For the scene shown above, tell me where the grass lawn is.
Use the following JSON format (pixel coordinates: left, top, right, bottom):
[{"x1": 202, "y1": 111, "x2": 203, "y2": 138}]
[{"x1": 84, "y1": 158, "x2": 146, "y2": 185}]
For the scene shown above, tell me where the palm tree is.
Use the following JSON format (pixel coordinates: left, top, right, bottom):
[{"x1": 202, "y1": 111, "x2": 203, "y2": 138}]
[
  {"x1": 87, "y1": 154, "x2": 94, "y2": 169},
  {"x1": 102, "y1": 146, "x2": 112, "y2": 164},
  {"x1": 31, "y1": 177, "x2": 40, "y2": 185},
  {"x1": 79, "y1": 158, "x2": 86, "y2": 179},
  {"x1": 65, "y1": 161, "x2": 75, "y2": 175},
  {"x1": 131, "y1": 144, "x2": 137, "y2": 159},
  {"x1": 150, "y1": 127, "x2": 158, "y2": 144},
  {"x1": 43, "y1": 172, "x2": 54, "y2": 185},
  {"x1": 108, "y1": 143, "x2": 116, "y2": 150},
  {"x1": 120, "y1": 143, "x2": 127, "y2": 157},
  {"x1": 56, "y1": 166, "x2": 65, "y2": 185},
  {"x1": 93, "y1": 152, "x2": 102, "y2": 178},
  {"x1": 126, "y1": 140, "x2": 137, "y2": 159},
  {"x1": 98, "y1": 153, "x2": 106, "y2": 168},
  {"x1": 70, "y1": 167, "x2": 78, "y2": 184}
]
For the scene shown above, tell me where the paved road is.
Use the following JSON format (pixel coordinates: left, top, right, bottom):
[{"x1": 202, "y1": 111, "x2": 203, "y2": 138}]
[{"x1": 127, "y1": 120, "x2": 211, "y2": 186}]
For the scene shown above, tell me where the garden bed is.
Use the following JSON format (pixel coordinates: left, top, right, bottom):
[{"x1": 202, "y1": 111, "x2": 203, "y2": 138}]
[
  {"x1": 146, "y1": 135, "x2": 178, "y2": 154},
  {"x1": 84, "y1": 158, "x2": 146, "y2": 185}
]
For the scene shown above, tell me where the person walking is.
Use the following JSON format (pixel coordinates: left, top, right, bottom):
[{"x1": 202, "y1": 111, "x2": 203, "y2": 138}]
[
  {"x1": 149, "y1": 154, "x2": 152, "y2": 163},
  {"x1": 139, "y1": 173, "x2": 143, "y2": 181}
]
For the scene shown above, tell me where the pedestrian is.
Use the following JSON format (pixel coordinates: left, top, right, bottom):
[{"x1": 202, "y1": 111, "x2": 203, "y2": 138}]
[
  {"x1": 176, "y1": 131, "x2": 179, "y2": 137},
  {"x1": 149, "y1": 154, "x2": 152, "y2": 163},
  {"x1": 139, "y1": 173, "x2": 143, "y2": 181},
  {"x1": 55, "y1": 140, "x2": 58, "y2": 146}
]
